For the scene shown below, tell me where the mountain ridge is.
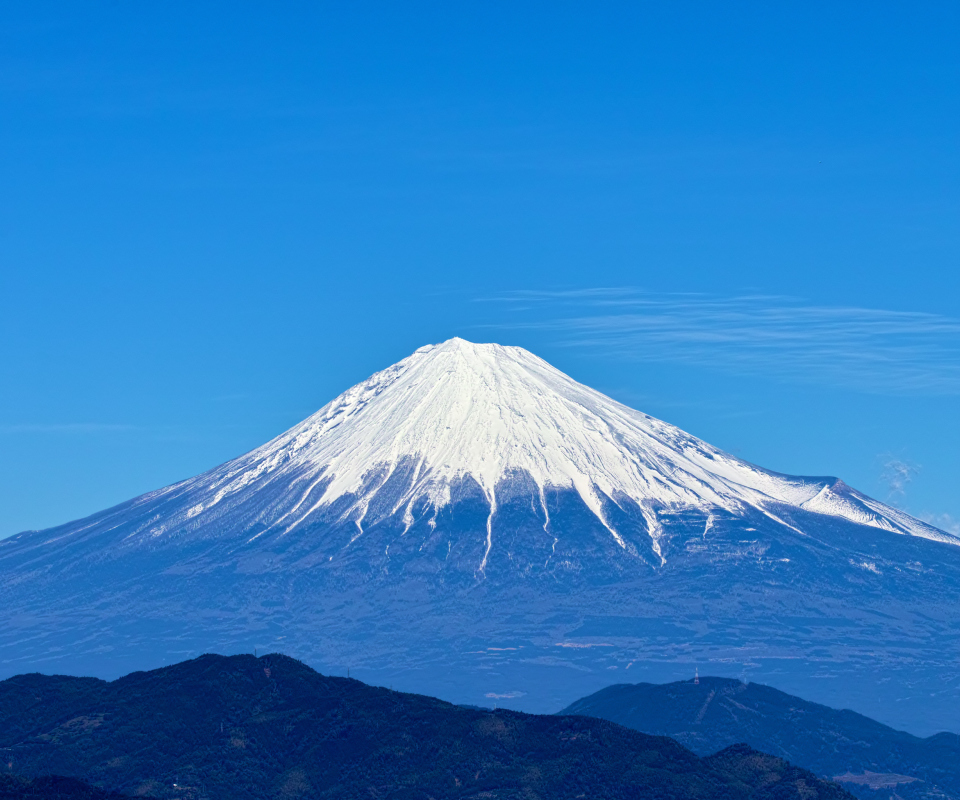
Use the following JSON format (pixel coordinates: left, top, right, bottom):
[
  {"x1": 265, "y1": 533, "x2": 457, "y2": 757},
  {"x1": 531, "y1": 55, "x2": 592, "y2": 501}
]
[
  {"x1": 560, "y1": 677, "x2": 960, "y2": 800},
  {"x1": 0, "y1": 653, "x2": 853, "y2": 800}
]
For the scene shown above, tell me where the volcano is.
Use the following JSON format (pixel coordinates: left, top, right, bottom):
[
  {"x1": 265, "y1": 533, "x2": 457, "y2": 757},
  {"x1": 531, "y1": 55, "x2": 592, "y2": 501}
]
[{"x1": 2, "y1": 338, "x2": 958, "y2": 734}]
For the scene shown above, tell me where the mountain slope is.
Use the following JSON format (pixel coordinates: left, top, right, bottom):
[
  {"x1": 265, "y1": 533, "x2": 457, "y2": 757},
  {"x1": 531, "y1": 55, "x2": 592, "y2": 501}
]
[
  {"x1": 560, "y1": 677, "x2": 960, "y2": 800},
  {"x1": 0, "y1": 653, "x2": 852, "y2": 800},
  {"x1": 1, "y1": 339, "x2": 959, "y2": 734}
]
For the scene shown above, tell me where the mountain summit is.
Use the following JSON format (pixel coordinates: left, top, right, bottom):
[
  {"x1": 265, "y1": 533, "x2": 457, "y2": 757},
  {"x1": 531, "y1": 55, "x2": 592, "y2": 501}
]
[{"x1": 2, "y1": 339, "x2": 959, "y2": 734}]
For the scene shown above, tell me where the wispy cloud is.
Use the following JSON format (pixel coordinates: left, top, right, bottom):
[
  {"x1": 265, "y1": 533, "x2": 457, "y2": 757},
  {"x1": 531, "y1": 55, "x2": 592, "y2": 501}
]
[
  {"x1": 878, "y1": 456, "x2": 920, "y2": 501},
  {"x1": 480, "y1": 289, "x2": 960, "y2": 394}
]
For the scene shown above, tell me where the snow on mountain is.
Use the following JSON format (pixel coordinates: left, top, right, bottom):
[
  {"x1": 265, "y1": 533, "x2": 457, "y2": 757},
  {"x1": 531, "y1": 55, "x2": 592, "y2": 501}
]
[{"x1": 135, "y1": 337, "x2": 953, "y2": 565}]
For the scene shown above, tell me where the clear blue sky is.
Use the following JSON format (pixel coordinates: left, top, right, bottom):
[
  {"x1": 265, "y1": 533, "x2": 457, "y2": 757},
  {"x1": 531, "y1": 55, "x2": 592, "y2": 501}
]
[{"x1": 1, "y1": 2, "x2": 958, "y2": 538}]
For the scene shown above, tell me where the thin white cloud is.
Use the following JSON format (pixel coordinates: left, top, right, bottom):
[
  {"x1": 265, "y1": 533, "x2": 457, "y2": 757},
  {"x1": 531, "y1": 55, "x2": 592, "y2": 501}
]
[
  {"x1": 481, "y1": 290, "x2": 960, "y2": 394},
  {"x1": 878, "y1": 456, "x2": 920, "y2": 501}
]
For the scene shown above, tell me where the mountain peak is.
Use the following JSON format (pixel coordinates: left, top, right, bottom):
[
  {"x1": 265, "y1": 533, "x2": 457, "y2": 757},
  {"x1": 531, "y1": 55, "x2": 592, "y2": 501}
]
[
  {"x1": 415, "y1": 336, "x2": 526, "y2": 360},
  {"x1": 419, "y1": 335, "x2": 497, "y2": 350}
]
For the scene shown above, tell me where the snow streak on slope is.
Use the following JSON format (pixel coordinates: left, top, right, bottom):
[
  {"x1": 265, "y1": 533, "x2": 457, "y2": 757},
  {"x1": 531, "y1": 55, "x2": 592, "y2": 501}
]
[{"x1": 143, "y1": 338, "x2": 954, "y2": 559}]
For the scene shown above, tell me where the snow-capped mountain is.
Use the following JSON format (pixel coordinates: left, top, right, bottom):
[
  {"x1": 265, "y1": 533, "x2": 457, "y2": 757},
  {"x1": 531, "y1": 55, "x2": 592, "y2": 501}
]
[
  {"x1": 2, "y1": 339, "x2": 959, "y2": 735},
  {"x1": 40, "y1": 337, "x2": 950, "y2": 564}
]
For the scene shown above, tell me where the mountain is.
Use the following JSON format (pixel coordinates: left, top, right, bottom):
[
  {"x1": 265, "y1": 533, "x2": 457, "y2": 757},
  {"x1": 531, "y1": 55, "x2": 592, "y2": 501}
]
[
  {"x1": 1, "y1": 338, "x2": 959, "y2": 733},
  {"x1": 0, "y1": 653, "x2": 852, "y2": 800},
  {"x1": 561, "y1": 677, "x2": 960, "y2": 800}
]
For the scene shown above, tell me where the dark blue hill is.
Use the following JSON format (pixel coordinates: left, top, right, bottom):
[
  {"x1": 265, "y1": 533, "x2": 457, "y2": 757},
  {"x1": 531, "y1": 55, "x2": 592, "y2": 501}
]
[
  {"x1": 0, "y1": 775, "x2": 137, "y2": 799},
  {"x1": 0, "y1": 654, "x2": 852, "y2": 800},
  {"x1": 560, "y1": 677, "x2": 960, "y2": 800}
]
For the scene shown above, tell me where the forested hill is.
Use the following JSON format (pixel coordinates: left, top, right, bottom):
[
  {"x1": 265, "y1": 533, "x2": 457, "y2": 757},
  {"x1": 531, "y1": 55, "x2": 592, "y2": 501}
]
[
  {"x1": 1, "y1": 653, "x2": 850, "y2": 800},
  {"x1": 561, "y1": 677, "x2": 960, "y2": 800},
  {"x1": 0, "y1": 774, "x2": 136, "y2": 799}
]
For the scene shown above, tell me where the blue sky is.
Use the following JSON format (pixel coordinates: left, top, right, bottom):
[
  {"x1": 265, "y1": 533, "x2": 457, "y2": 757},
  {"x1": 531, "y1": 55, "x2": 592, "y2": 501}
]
[{"x1": 1, "y1": 2, "x2": 958, "y2": 538}]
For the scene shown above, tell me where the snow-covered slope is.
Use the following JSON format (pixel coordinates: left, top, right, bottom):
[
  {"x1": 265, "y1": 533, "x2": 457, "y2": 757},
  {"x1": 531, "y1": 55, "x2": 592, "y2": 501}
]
[{"x1": 136, "y1": 337, "x2": 953, "y2": 565}]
